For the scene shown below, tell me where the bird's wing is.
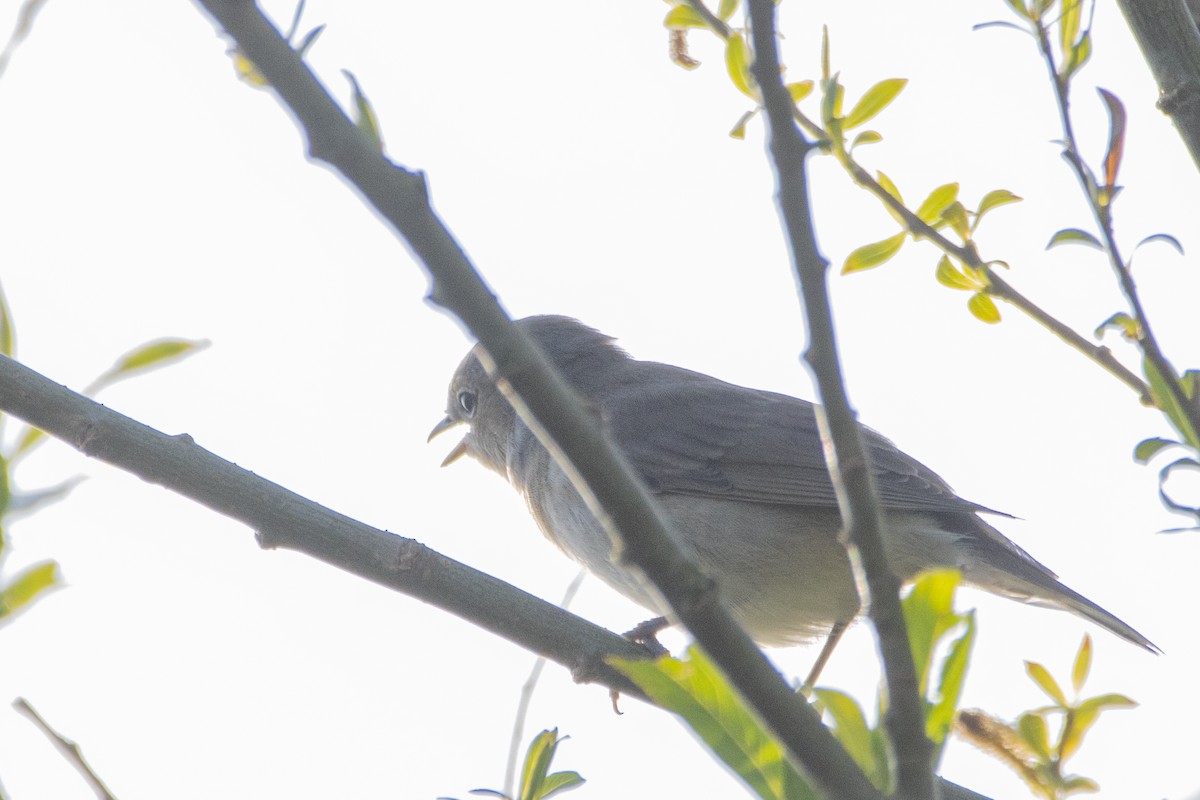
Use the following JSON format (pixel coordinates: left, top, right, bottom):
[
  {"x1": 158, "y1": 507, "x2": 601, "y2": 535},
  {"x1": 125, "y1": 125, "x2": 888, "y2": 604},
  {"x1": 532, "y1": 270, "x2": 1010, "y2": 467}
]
[{"x1": 605, "y1": 363, "x2": 1002, "y2": 516}]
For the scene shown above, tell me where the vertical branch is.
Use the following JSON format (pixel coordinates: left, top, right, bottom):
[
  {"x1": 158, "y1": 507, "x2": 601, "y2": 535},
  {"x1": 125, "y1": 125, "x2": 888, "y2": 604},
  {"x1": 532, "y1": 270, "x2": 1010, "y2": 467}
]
[
  {"x1": 746, "y1": 3, "x2": 934, "y2": 799},
  {"x1": 192, "y1": 2, "x2": 883, "y2": 797},
  {"x1": 1113, "y1": 0, "x2": 1200, "y2": 172},
  {"x1": 1034, "y1": 16, "x2": 1200, "y2": 439}
]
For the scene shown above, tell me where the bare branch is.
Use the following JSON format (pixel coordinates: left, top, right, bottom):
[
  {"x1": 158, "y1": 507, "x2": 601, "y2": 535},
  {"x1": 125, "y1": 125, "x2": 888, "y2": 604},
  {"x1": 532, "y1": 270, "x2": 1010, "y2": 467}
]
[
  {"x1": 13, "y1": 697, "x2": 118, "y2": 800},
  {"x1": 1114, "y1": 0, "x2": 1200, "y2": 171},
  {"x1": 0, "y1": 353, "x2": 648, "y2": 696}
]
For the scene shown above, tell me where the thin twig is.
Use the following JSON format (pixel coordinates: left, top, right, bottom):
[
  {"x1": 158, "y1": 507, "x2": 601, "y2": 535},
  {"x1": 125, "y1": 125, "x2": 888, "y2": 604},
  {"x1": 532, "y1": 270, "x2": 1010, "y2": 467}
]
[
  {"x1": 503, "y1": 569, "x2": 586, "y2": 800},
  {"x1": 835, "y1": 148, "x2": 1153, "y2": 403},
  {"x1": 0, "y1": 354, "x2": 650, "y2": 696},
  {"x1": 1032, "y1": 17, "x2": 1195, "y2": 425},
  {"x1": 13, "y1": 698, "x2": 119, "y2": 800},
  {"x1": 746, "y1": 3, "x2": 935, "y2": 799}
]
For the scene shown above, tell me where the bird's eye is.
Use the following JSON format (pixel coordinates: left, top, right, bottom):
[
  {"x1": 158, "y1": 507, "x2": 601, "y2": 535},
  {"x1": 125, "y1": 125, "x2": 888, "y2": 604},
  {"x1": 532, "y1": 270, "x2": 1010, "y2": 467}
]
[{"x1": 457, "y1": 390, "x2": 477, "y2": 417}]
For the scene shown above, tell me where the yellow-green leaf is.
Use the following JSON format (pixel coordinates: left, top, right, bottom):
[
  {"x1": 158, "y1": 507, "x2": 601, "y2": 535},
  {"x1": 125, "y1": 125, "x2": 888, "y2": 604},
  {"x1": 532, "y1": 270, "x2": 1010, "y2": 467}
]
[
  {"x1": 724, "y1": 33, "x2": 754, "y2": 98},
  {"x1": 612, "y1": 647, "x2": 815, "y2": 800},
  {"x1": 936, "y1": 255, "x2": 977, "y2": 291},
  {"x1": 1144, "y1": 356, "x2": 1200, "y2": 448},
  {"x1": 850, "y1": 131, "x2": 882, "y2": 151},
  {"x1": 231, "y1": 49, "x2": 269, "y2": 88},
  {"x1": 1134, "y1": 437, "x2": 1177, "y2": 463},
  {"x1": 875, "y1": 171, "x2": 904, "y2": 204},
  {"x1": 812, "y1": 688, "x2": 879, "y2": 778},
  {"x1": 1093, "y1": 312, "x2": 1139, "y2": 341},
  {"x1": 787, "y1": 80, "x2": 814, "y2": 103},
  {"x1": 343, "y1": 70, "x2": 384, "y2": 151},
  {"x1": 717, "y1": 0, "x2": 740, "y2": 20},
  {"x1": 0, "y1": 279, "x2": 14, "y2": 358},
  {"x1": 843, "y1": 231, "x2": 906, "y2": 274},
  {"x1": 939, "y1": 201, "x2": 970, "y2": 240},
  {"x1": 842, "y1": 78, "x2": 907, "y2": 129},
  {"x1": 85, "y1": 338, "x2": 210, "y2": 396},
  {"x1": 728, "y1": 109, "x2": 755, "y2": 140},
  {"x1": 916, "y1": 182, "x2": 960, "y2": 225},
  {"x1": 1060, "y1": 0, "x2": 1083, "y2": 59},
  {"x1": 1047, "y1": 228, "x2": 1103, "y2": 250},
  {"x1": 664, "y1": 5, "x2": 708, "y2": 30},
  {"x1": 967, "y1": 292, "x2": 1001, "y2": 323},
  {"x1": 1071, "y1": 635, "x2": 1092, "y2": 694},
  {"x1": 1025, "y1": 661, "x2": 1067, "y2": 705},
  {"x1": 973, "y1": 189, "x2": 1022, "y2": 230},
  {"x1": 1062, "y1": 776, "x2": 1100, "y2": 793},
  {"x1": 0, "y1": 559, "x2": 60, "y2": 618},
  {"x1": 1016, "y1": 713, "x2": 1050, "y2": 760}
]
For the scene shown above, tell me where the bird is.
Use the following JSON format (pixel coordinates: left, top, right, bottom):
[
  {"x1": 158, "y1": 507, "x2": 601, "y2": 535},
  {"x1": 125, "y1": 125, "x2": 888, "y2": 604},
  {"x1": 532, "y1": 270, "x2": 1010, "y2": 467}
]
[{"x1": 429, "y1": 315, "x2": 1158, "y2": 665}]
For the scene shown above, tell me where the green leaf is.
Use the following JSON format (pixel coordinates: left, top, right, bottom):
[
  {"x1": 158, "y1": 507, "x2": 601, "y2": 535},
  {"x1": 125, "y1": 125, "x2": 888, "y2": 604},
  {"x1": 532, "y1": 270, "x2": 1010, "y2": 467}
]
[
  {"x1": 786, "y1": 81, "x2": 814, "y2": 103},
  {"x1": 1134, "y1": 437, "x2": 1177, "y2": 463},
  {"x1": 1093, "y1": 312, "x2": 1139, "y2": 341},
  {"x1": 967, "y1": 292, "x2": 1001, "y2": 323},
  {"x1": 85, "y1": 337, "x2": 210, "y2": 396},
  {"x1": 1047, "y1": 228, "x2": 1103, "y2": 250},
  {"x1": 1136, "y1": 232, "x2": 1184, "y2": 256},
  {"x1": 850, "y1": 131, "x2": 882, "y2": 151},
  {"x1": 935, "y1": 256, "x2": 977, "y2": 291},
  {"x1": 0, "y1": 559, "x2": 61, "y2": 618},
  {"x1": 1002, "y1": 0, "x2": 1031, "y2": 19},
  {"x1": 842, "y1": 78, "x2": 907, "y2": 129},
  {"x1": 1182, "y1": 370, "x2": 1200, "y2": 398},
  {"x1": 612, "y1": 648, "x2": 817, "y2": 800},
  {"x1": 0, "y1": 279, "x2": 14, "y2": 359},
  {"x1": 902, "y1": 568, "x2": 962, "y2": 694},
  {"x1": 7, "y1": 477, "x2": 86, "y2": 518},
  {"x1": 664, "y1": 5, "x2": 708, "y2": 30},
  {"x1": 1075, "y1": 692, "x2": 1137, "y2": 714},
  {"x1": 812, "y1": 689, "x2": 880, "y2": 780},
  {"x1": 843, "y1": 232, "x2": 906, "y2": 274},
  {"x1": 1071, "y1": 635, "x2": 1092, "y2": 694},
  {"x1": 1098, "y1": 88, "x2": 1126, "y2": 193},
  {"x1": 231, "y1": 49, "x2": 269, "y2": 87},
  {"x1": 875, "y1": 171, "x2": 903, "y2": 204},
  {"x1": 1016, "y1": 713, "x2": 1050, "y2": 760},
  {"x1": 821, "y1": 75, "x2": 844, "y2": 128},
  {"x1": 1145, "y1": 356, "x2": 1200, "y2": 448},
  {"x1": 973, "y1": 189, "x2": 1022, "y2": 230},
  {"x1": 519, "y1": 729, "x2": 559, "y2": 800},
  {"x1": 1062, "y1": 776, "x2": 1100, "y2": 793},
  {"x1": 343, "y1": 70, "x2": 384, "y2": 151},
  {"x1": 1059, "y1": 0, "x2": 1083, "y2": 68},
  {"x1": 927, "y1": 611, "x2": 975, "y2": 758},
  {"x1": 539, "y1": 771, "x2": 585, "y2": 799},
  {"x1": 725, "y1": 33, "x2": 754, "y2": 97},
  {"x1": 284, "y1": 0, "x2": 307, "y2": 41},
  {"x1": 939, "y1": 201, "x2": 970, "y2": 240},
  {"x1": 1025, "y1": 661, "x2": 1067, "y2": 705},
  {"x1": 729, "y1": 109, "x2": 756, "y2": 140},
  {"x1": 11, "y1": 425, "x2": 45, "y2": 460},
  {"x1": 820, "y1": 26, "x2": 830, "y2": 82},
  {"x1": 915, "y1": 182, "x2": 959, "y2": 225},
  {"x1": 1063, "y1": 31, "x2": 1092, "y2": 80},
  {"x1": 296, "y1": 24, "x2": 325, "y2": 58},
  {"x1": 717, "y1": 0, "x2": 740, "y2": 21}
]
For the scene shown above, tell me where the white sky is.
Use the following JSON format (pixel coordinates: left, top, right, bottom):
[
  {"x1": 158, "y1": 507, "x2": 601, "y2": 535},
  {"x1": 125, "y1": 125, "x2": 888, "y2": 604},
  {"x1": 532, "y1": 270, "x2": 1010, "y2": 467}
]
[{"x1": 1, "y1": 1, "x2": 1198, "y2": 798}]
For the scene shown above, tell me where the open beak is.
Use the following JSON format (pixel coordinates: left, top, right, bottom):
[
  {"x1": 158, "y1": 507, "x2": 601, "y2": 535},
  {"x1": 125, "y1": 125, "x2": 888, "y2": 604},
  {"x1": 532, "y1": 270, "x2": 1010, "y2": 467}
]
[{"x1": 428, "y1": 416, "x2": 469, "y2": 467}]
